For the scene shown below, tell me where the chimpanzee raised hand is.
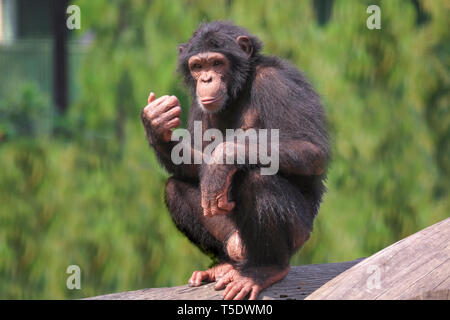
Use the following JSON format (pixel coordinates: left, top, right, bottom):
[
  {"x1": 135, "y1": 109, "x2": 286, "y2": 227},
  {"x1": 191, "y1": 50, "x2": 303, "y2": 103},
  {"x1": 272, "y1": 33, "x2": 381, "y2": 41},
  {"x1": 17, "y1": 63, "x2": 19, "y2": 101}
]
[{"x1": 141, "y1": 21, "x2": 329, "y2": 300}]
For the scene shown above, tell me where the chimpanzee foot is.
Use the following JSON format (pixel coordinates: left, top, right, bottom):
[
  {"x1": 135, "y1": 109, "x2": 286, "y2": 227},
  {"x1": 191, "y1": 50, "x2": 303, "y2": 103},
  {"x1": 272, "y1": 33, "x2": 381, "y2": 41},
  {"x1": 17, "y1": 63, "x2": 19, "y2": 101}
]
[
  {"x1": 188, "y1": 263, "x2": 234, "y2": 287},
  {"x1": 214, "y1": 266, "x2": 290, "y2": 300}
]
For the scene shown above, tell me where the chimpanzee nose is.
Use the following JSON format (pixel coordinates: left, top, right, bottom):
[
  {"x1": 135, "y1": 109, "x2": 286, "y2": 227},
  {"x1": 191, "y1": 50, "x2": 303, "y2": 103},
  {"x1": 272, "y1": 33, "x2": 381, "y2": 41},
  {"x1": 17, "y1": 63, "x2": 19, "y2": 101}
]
[{"x1": 201, "y1": 73, "x2": 213, "y2": 83}]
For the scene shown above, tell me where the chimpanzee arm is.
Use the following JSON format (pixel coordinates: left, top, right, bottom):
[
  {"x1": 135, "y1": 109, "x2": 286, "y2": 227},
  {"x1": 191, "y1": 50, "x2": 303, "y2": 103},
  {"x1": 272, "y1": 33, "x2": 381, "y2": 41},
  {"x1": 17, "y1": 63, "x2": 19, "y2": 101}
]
[
  {"x1": 141, "y1": 95, "x2": 202, "y2": 181},
  {"x1": 146, "y1": 138, "x2": 202, "y2": 180},
  {"x1": 249, "y1": 61, "x2": 330, "y2": 176},
  {"x1": 277, "y1": 139, "x2": 327, "y2": 176},
  {"x1": 211, "y1": 138, "x2": 327, "y2": 176}
]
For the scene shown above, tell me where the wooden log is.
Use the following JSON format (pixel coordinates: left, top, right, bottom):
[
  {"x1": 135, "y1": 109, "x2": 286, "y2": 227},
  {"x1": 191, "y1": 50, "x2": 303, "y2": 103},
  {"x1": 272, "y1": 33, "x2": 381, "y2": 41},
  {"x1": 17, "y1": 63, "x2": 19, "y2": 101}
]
[
  {"x1": 85, "y1": 218, "x2": 449, "y2": 300},
  {"x1": 306, "y1": 218, "x2": 450, "y2": 300},
  {"x1": 85, "y1": 259, "x2": 362, "y2": 300}
]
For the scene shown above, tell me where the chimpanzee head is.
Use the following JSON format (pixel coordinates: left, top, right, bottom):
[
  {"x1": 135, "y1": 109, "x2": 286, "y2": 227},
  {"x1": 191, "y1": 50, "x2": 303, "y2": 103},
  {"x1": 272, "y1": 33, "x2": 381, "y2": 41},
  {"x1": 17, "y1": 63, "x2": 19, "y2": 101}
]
[{"x1": 178, "y1": 21, "x2": 262, "y2": 113}]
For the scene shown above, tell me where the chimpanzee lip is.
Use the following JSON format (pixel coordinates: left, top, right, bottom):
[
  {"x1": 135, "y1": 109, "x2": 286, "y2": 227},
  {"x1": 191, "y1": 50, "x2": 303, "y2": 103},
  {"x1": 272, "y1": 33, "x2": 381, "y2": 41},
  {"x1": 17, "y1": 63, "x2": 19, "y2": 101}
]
[{"x1": 201, "y1": 94, "x2": 224, "y2": 105}]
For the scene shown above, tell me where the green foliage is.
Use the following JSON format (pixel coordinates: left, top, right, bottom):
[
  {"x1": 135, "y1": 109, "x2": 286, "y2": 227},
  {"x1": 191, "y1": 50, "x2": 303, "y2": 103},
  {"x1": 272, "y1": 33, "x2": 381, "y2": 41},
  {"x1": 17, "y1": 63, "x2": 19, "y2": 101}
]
[
  {"x1": 0, "y1": 0, "x2": 448, "y2": 298},
  {"x1": 0, "y1": 131, "x2": 209, "y2": 299},
  {"x1": 0, "y1": 83, "x2": 52, "y2": 139}
]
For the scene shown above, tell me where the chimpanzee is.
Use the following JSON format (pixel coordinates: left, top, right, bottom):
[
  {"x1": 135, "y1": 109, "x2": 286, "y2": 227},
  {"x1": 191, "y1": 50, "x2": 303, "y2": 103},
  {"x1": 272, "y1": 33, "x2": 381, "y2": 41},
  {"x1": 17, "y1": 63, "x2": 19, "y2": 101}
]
[{"x1": 141, "y1": 21, "x2": 329, "y2": 300}]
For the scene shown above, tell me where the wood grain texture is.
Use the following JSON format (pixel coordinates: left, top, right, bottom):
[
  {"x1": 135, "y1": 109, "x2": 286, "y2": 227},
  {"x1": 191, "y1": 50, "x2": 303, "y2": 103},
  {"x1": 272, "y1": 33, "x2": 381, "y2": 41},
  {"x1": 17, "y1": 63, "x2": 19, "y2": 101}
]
[
  {"x1": 85, "y1": 259, "x2": 362, "y2": 300},
  {"x1": 306, "y1": 218, "x2": 450, "y2": 300}
]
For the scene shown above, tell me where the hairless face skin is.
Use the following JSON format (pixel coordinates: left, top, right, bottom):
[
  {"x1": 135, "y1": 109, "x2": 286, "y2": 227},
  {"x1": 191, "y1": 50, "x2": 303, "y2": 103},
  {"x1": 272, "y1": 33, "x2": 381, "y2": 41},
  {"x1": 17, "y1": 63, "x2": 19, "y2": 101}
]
[{"x1": 188, "y1": 52, "x2": 230, "y2": 112}]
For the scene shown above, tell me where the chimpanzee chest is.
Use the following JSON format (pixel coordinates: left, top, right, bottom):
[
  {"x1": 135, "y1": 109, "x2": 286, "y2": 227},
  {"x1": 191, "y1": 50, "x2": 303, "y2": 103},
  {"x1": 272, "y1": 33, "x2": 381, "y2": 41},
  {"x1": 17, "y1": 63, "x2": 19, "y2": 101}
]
[{"x1": 203, "y1": 105, "x2": 261, "y2": 133}]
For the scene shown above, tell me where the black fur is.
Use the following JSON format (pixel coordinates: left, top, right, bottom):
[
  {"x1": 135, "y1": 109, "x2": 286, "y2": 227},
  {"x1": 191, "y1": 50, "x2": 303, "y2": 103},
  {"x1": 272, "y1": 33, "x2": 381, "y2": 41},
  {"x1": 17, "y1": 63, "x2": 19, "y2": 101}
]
[{"x1": 145, "y1": 21, "x2": 330, "y2": 273}]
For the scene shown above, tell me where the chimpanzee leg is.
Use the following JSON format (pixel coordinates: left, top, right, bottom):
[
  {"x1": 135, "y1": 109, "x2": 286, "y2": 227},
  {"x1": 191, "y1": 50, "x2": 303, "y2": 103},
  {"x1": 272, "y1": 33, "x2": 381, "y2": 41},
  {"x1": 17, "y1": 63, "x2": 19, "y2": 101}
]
[
  {"x1": 214, "y1": 169, "x2": 315, "y2": 300},
  {"x1": 231, "y1": 169, "x2": 314, "y2": 269},
  {"x1": 165, "y1": 171, "x2": 315, "y2": 296},
  {"x1": 165, "y1": 177, "x2": 229, "y2": 260},
  {"x1": 165, "y1": 177, "x2": 240, "y2": 286}
]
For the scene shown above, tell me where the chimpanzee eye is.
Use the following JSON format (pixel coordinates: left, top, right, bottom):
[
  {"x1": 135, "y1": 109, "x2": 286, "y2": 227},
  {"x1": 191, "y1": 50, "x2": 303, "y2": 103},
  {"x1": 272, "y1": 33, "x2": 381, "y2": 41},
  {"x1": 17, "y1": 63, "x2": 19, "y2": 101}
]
[
  {"x1": 192, "y1": 63, "x2": 202, "y2": 70},
  {"x1": 213, "y1": 60, "x2": 222, "y2": 66}
]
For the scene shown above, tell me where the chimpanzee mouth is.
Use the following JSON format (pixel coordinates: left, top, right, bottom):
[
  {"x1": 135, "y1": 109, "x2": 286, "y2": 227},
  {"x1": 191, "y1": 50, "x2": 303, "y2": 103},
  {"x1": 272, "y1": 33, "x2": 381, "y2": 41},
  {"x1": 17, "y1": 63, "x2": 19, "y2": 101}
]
[{"x1": 200, "y1": 94, "x2": 224, "y2": 105}]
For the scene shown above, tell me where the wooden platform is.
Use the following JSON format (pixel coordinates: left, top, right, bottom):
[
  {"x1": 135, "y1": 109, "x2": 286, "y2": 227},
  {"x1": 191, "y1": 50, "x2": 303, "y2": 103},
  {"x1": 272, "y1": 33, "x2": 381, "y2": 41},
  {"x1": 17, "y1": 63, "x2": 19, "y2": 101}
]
[
  {"x1": 86, "y1": 218, "x2": 449, "y2": 300},
  {"x1": 86, "y1": 259, "x2": 362, "y2": 300},
  {"x1": 307, "y1": 218, "x2": 449, "y2": 300}
]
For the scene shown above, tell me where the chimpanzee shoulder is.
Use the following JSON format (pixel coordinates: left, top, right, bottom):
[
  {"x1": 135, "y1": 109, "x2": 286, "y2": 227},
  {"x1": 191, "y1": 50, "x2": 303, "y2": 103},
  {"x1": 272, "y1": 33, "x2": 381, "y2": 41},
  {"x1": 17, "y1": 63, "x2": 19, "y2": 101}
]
[
  {"x1": 250, "y1": 56, "x2": 324, "y2": 134},
  {"x1": 252, "y1": 56, "x2": 319, "y2": 99}
]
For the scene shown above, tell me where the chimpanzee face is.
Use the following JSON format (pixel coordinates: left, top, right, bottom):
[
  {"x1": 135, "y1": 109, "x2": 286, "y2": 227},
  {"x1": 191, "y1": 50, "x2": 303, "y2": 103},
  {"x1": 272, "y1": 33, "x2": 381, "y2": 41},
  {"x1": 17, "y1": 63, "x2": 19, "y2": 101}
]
[{"x1": 188, "y1": 52, "x2": 230, "y2": 113}]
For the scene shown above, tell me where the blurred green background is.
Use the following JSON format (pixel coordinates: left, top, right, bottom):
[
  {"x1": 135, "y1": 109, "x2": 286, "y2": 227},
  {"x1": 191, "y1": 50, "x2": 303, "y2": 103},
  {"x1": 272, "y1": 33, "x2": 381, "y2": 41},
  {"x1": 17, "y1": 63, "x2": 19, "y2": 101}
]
[{"x1": 0, "y1": 0, "x2": 448, "y2": 299}]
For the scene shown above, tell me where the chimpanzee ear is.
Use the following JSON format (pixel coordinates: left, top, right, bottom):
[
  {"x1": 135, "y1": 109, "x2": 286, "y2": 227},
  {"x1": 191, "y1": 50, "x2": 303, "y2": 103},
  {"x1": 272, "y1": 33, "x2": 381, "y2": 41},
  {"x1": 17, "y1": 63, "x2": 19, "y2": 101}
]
[
  {"x1": 178, "y1": 44, "x2": 186, "y2": 54},
  {"x1": 236, "y1": 36, "x2": 253, "y2": 57}
]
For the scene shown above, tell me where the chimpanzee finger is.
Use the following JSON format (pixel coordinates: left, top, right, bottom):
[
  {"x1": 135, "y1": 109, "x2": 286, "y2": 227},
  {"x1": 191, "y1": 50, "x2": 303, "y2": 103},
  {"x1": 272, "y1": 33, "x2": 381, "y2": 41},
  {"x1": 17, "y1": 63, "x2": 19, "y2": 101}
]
[
  {"x1": 214, "y1": 270, "x2": 234, "y2": 290},
  {"x1": 148, "y1": 92, "x2": 156, "y2": 104},
  {"x1": 210, "y1": 204, "x2": 229, "y2": 216},
  {"x1": 234, "y1": 284, "x2": 253, "y2": 300},
  {"x1": 147, "y1": 94, "x2": 169, "y2": 109},
  {"x1": 160, "y1": 106, "x2": 182, "y2": 122},
  {"x1": 149, "y1": 111, "x2": 179, "y2": 130},
  {"x1": 202, "y1": 199, "x2": 212, "y2": 217},
  {"x1": 162, "y1": 95, "x2": 180, "y2": 111},
  {"x1": 150, "y1": 95, "x2": 179, "y2": 116},
  {"x1": 148, "y1": 115, "x2": 165, "y2": 129},
  {"x1": 249, "y1": 286, "x2": 261, "y2": 300},
  {"x1": 164, "y1": 117, "x2": 181, "y2": 130},
  {"x1": 145, "y1": 95, "x2": 173, "y2": 117},
  {"x1": 224, "y1": 282, "x2": 244, "y2": 300},
  {"x1": 223, "y1": 280, "x2": 237, "y2": 297},
  {"x1": 217, "y1": 197, "x2": 235, "y2": 211},
  {"x1": 143, "y1": 95, "x2": 169, "y2": 117},
  {"x1": 188, "y1": 271, "x2": 209, "y2": 287}
]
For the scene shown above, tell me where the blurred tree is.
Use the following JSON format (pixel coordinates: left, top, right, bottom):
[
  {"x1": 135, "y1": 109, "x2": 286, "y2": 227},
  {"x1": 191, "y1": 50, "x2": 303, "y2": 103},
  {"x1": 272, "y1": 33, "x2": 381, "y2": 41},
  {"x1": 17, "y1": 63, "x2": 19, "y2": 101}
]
[{"x1": 0, "y1": 83, "x2": 52, "y2": 140}]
